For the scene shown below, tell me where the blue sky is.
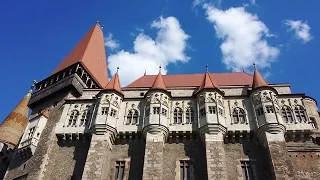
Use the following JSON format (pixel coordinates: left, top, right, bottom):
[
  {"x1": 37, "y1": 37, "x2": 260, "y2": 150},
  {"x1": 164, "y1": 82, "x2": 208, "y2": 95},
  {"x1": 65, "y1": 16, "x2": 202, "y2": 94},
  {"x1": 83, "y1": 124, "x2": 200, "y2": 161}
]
[{"x1": 0, "y1": 0, "x2": 319, "y2": 122}]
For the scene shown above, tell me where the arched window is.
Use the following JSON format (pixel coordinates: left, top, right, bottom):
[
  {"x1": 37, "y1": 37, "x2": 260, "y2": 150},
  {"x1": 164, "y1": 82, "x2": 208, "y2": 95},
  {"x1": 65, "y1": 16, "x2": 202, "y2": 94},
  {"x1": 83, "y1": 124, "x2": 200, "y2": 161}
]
[
  {"x1": 281, "y1": 106, "x2": 293, "y2": 123},
  {"x1": 232, "y1": 108, "x2": 246, "y2": 124},
  {"x1": 294, "y1": 106, "x2": 307, "y2": 123},
  {"x1": 174, "y1": 107, "x2": 183, "y2": 124},
  {"x1": 68, "y1": 110, "x2": 79, "y2": 127},
  {"x1": 80, "y1": 110, "x2": 90, "y2": 126},
  {"x1": 126, "y1": 109, "x2": 139, "y2": 125},
  {"x1": 185, "y1": 108, "x2": 194, "y2": 124}
]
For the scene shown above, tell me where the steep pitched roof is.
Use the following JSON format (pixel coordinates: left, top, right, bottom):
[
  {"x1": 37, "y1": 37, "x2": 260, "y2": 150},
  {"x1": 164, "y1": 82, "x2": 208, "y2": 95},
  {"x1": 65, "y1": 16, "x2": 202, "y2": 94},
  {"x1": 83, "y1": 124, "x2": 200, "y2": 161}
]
[
  {"x1": 252, "y1": 68, "x2": 268, "y2": 89},
  {"x1": 52, "y1": 23, "x2": 108, "y2": 88},
  {"x1": 125, "y1": 72, "x2": 253, "y2": 88},
  {"x1": 196, "y1": 72, "x2": 219, "y2": 93},
  {"x1": 151, "y1": 72, "x2": 167, "y2": 90},
  {"x1": 105, "y1": 73, "x2": 123, "y2": 95},
  {"x1": 0, "y1": 91, "x2": 31, "y2": 147}
]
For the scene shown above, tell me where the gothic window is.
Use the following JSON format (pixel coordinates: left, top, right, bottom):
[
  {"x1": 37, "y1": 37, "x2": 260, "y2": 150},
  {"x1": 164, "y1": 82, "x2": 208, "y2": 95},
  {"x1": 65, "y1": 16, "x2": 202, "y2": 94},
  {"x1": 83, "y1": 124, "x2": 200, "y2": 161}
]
[
  {"x1": 281, "y1": 106, "x2": 293, "y2": 123},
  {"x1": 162, "y1": 108, "x2": 167, "y2": 116},
  {"x1": 295, "y1": 106, "x2": 307, "y2": 123},
  {"x1": 218, "y1": 107, "x2": 223, "y2": 116},
  {"x1": 200, "y1": 108, "x2": 206, "y2": 117},
  {"x1": 68, "y1": 110, "x2": 79, "y2": 127},
  {"x1": 28, "y1": 127, "x2": 36, "y2": 139},
  {"x1": 80, "y1": 110, "x2": 90, "y2": 126},
  {"x1": 265, "y1": 105, "x2": 274, "y2": 113},
  {"x1": 101, "y1": 107, "x2": 109, "y2": 115},
  {"x1": 114, "y1": 161, "x2": 125, "y2": 180},
  {"x1": 110, "y1": 108, "x2": 117, "y2": 117},
  {"x1": 241, "y1": 160, "x2": 253, "y2": 180},
  {"x1": 185, "y1": 108, "x2": 194, "y2": 124},
  {"x1": 208, "y1": 106, "x2": 216, "y2": 114},
  {"x1": 232, "y1": 108, "x2": 246, "y2": 124},
  {"x1": 180, "y1": 160, "x2": 191, "y2": 180},
  {"x1": 126, "y1": 109, "x2": 139, "y2": 125},
  {"x1": 256, "y1": 108, "x2": 263, "y2": 116},
  {"x1": 153, "y1": 107, "x2": 160, "y2": 114},
  {"x1": 310, "y1": 117, "x2": 317, "y2": 129},
  {"x1": 174, "y1": 107, "x2": 183, "y2": 124}
]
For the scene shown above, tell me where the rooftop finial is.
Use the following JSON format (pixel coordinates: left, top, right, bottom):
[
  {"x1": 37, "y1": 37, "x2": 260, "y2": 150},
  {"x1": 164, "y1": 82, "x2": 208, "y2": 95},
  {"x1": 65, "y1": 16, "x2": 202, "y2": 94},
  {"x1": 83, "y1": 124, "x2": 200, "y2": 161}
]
[
  {"x1": 96, "y1": 18, "x2": 100, "y2": 24},
  {"x1": 159, "y1": 65, "x2": 162, "y2": 73},
  {"x1": 253, "y1": 62, "x2": 256, "y2": 69},
  {"x1": 242, "y1": 66, "x2": 245, "y2": 72},
  {"x1": 206, "y1": 65, "x2": 209, "y2": 72},
  {"x1": 116, "y1": 66, "x2": 119, "y2": 73},
  {"x1": 144, "y1": 69, "x2": 147, "y2": 76},
  {"x1": 30, "y1": 80, "x2": 37, "y2": 93}
]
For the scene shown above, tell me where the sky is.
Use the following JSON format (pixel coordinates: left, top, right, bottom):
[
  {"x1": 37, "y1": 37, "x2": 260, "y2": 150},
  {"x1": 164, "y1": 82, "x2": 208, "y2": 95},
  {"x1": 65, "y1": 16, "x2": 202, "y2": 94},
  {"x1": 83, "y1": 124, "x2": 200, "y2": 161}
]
[{"x1": 0, "y1": 0, "x2": 319, "y2": 122}]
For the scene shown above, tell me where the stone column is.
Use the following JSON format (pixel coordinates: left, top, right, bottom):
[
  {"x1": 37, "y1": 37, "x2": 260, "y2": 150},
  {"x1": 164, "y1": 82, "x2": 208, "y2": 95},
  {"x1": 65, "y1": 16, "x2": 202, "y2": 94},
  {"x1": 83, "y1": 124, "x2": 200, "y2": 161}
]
[
  {"x1": 262, "y1": 131, "x2": 295, "y2": 180},
  {"x1": 142, "y1": 132, "x2": 164, "y2": 180},
  {"x1": 204, "y1": 133, "x2": 228, "y2": 180},
  {"x1": 82, "y1": 133, "x2": 112, "y2": 180}
]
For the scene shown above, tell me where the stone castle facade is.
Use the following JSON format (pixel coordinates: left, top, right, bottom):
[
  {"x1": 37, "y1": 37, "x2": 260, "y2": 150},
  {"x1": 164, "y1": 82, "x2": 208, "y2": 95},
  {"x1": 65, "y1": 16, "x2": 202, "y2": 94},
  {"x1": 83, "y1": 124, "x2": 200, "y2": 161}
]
[{"x1": 1, "y1": 23, "x2": 320, "y2": 180}]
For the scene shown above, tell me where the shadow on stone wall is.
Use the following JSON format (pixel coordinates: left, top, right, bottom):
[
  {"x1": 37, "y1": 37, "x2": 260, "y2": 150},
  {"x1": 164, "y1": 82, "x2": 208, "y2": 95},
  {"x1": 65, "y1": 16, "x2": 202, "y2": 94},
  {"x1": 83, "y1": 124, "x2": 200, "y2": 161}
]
[
  {"x1": 127, "y1": 140, "x2": 145, "y2": 180},
  {"x1": 184, "y1": 141, "x2": 208, "y2": 180}
]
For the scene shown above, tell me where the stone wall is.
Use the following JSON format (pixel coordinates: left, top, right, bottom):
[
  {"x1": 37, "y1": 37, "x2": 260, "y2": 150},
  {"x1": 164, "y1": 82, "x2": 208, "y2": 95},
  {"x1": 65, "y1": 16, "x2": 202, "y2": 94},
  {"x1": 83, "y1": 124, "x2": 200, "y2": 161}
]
[
  {"x1": 162, "y1": 141, "x2": 207, "y2": 180},
  {"x1": 289, "y1": 152, "x2": 320, "y2": 180}
]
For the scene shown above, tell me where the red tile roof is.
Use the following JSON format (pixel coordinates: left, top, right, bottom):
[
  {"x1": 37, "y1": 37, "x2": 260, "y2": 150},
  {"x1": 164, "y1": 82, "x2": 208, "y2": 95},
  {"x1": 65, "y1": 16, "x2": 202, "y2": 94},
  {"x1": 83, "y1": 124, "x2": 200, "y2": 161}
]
[
  {"x1": 0, "y1": 91, "x2": 31, "y2": 147},
  {"x1": 151, "y1": 72, "x2": 167, "y2": 90},
  {"x1": 126, "y1": 72, "x2": 253, "y2": 88},
  {"x1": 105, "y1": 73, "x2": 123, "y2": 95},
  {"x1": 196, "y1": 72, "x2": 219, "y2": 93},
  {"x1": 252, "y1": 68, "x2": 268, "y2": 89},
  {"x1": 52, "y1": 23, "x2": 108, "y2": 88}
]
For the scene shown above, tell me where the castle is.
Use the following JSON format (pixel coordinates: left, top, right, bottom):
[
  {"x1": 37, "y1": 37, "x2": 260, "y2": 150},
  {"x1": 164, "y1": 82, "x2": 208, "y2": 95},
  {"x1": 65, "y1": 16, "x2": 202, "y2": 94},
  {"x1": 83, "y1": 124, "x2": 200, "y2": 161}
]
[{"x1": 1, "y1": 22, "x2": 320, "y2": 180}]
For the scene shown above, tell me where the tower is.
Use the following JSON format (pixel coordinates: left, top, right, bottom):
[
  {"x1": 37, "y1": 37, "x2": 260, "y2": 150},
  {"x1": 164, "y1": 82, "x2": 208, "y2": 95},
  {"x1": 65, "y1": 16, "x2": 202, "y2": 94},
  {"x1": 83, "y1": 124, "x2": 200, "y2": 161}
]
[
  {"x1": 250, "y1": 66, "x2": 295, "y2": 179},
  {"x1": 195, "y1": 67, "x2": 228, "y2": 179},
  {"x1": 0, "y1": 90, "x2": 31, "y2": 179}
]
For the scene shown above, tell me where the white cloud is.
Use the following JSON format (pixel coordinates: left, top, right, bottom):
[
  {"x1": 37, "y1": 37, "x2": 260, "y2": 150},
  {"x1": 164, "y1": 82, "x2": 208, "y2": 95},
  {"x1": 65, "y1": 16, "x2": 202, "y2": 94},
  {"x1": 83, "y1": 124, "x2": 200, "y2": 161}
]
[
  {"x1": 284, "y1": 20, "x2": 312, "y2": 43},
  {"x1": 203, "y1": 4, "x2": 279, "y2": 71},
  {"x1": 108, "y1": 16, "x2": 190, "y2": 86},
  {"x1": 104, "y1": 33, "x2": 120, "y2": 50}
]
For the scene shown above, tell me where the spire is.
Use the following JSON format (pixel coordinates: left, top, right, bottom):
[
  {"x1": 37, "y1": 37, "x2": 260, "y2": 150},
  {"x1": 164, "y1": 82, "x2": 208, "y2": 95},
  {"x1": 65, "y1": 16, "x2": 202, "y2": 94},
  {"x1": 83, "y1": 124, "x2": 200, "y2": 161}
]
[
  {"x1": 144, "y1": 69, "x2": 147, "y2": 76},
  {"x1": 105, "y1": 67, "x2": 123, "y2": 95},
  {"x1": 252, "y1": 63, "x2": 268, "y2": 89},
  {"x1": 52, "y1": 22, "x2": 108, "y2": 88},
  {"x1": 151, "y1": 66, "x2": 167, "y2": 90},
  {"x1": 0, "y1": 90, "x2": 31, "y2": 147}
]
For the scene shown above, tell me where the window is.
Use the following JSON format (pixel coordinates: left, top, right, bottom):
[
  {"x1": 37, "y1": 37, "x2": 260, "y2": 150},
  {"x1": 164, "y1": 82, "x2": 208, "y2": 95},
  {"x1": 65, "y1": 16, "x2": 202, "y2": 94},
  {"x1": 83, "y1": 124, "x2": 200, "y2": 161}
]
[
  {"x1": 256, "y1": 108, "x2": 263, "y2": 116},
  {"x1": 28, "y1": 127, "x2": 36, "y2": 139},
  {"x1": 185, "y1": 108, "x2": 194, "y2": 124},
  {"x1": 241, "y1": 161, "x2": 253, "y2": 180},
  {"x1": 80, "y1": 110, "x2": 90, "y2": 126},
  {"x1": 126, "y1": 109, "x2": 139, "y2": 125},
  {"x1": 281, "y1": 106, "x2": 293, "y2": 123},
  {"x1": 200, "y1": 108, "x2": 206, "y2": 117},
  {"x1": 232, "y1": 108, "x2": 246, "y2": 124},
  {"x1": 310, "y1": 117, "x2": 317, "y2": 129},
  {"x1": 68, "y1": 110, "x2": 79, "y2": 127},
  {"x1": 114, "y1": 161, "x2": 125, "y2": 180},
  {"x1": 180, "y1": 160, "x2": 191, "y2": 180},
  {"x1": 153, "y1": 107, "x2": 160, "y2": 114},
  {"x1": 174, "y1": 107, "x2": 183, "y2": 124},
  {"x1": 110, "y1": 109, "x2": 117, "y2": 117},
  {"x1": 162, "y1": 108, "x2": 167, "y2": 116},
  {"x1": 208, "y1": 106, "x2": 216, "y2": 114},
  {"x1": 295, "y1": 106, "x2": 307, "y2": 123},
  {"x1": 265, "y1": 105, "x2": 274, "y2": 113},
  {"x1": 101, "y1": 107, "x2": 109, "y2": 115},
  {"x1": 218, "y1": 108, "x2": 223, "y2": 116}
]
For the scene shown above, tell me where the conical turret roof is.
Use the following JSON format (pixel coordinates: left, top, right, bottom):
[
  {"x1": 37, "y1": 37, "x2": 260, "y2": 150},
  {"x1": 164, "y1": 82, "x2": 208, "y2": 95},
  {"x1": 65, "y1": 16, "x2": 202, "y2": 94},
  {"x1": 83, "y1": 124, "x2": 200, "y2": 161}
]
[
  {"x1": 252, "y1": 68, "x2": 268, "y2": 89},
  {"x1": 0, "y1": 90, "x2": 31, "y2": 147},
  {"x1": 196, "y1": 72, "x2": 220, "y2": 94},
  {"x1": 52, "y1": 23, "x2": 108, "y2": 88},
  {"x1": 105, "y1": 72, "x2": 123, "y2": 95},
  {"x1": 151, "y1": 72, "x2": 167, "y2": 90}
]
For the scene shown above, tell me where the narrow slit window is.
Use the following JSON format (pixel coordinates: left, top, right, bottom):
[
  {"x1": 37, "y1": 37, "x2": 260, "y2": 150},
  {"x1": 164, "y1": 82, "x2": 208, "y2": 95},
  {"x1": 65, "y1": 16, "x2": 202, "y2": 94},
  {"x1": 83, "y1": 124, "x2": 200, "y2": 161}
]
[
  {"x1": 114, "y1": 161, "x2": 125, "y2": 180},
  {"x1": 241, "y1": 160, "x2": 253, "y2": 180},
  {"x1": 180, "y1": 160, "x2": 191, "y2": 180}
]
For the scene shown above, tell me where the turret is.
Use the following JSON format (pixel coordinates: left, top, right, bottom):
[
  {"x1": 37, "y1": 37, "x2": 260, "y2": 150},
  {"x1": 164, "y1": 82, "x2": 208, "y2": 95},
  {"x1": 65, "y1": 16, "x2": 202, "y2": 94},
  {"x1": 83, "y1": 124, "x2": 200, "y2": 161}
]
[
  {"x1": 196, "y1": 66, "x2": 226, "y2": 140},
  {"x1": 142, "y1": 67, "x2": 170, "y2": 141},
  {"x1": 250, "y1": 65, "x2": 285, "y2": 146},
  {"x1": 92, "y1": 68, "x2": 123, "y2": 143}
]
